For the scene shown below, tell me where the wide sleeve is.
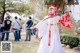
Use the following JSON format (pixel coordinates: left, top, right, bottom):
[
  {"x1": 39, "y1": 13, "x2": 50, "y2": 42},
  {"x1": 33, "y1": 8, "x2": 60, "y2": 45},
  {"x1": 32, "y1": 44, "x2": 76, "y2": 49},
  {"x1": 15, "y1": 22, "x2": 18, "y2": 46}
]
[
  {"x1": 35, "y1": 19, "x2": 48, "y2": 38},
  {"x1": 59, "y1": 12, "x2": 73, "y2": 28}
]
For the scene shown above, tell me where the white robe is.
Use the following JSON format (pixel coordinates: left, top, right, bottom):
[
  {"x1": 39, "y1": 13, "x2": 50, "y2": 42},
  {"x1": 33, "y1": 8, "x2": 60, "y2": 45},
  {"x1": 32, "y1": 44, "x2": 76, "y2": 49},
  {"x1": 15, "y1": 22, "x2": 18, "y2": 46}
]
[{"x1": 35, "y1": 16, "x2": 64, "y2": 53}]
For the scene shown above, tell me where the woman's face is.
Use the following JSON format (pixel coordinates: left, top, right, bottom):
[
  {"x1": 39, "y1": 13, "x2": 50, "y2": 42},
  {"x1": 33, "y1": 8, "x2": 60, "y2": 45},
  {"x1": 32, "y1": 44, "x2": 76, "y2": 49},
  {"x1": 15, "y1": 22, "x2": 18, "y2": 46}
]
[
  {"x1": 48, "y1": 8, "x2": 54, "y2": 15},
  {"x1": 48, "y1": 6, "x2": 58, "y2": 17}
]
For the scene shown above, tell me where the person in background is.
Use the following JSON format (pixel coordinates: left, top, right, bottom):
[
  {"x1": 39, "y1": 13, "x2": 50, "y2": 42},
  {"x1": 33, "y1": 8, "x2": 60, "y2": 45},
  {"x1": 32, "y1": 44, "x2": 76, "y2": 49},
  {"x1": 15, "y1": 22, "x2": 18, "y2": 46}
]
[
  {"x1": 31, "y1": 23, "x2": 36, "y2": 36},
  {"x1": 1, "y1": 16, "x2": 12, "y2": 41},
  {"x1": 25, "y1": 16, "x2": 33, "y2": 41},
  {"x1": 11, "y1": 16, "x2": 22, "y2": 41},
  {"x1": 18, "y1": 18, "x2": 22, "y2": 39},
  {"x1": 0, "y1": 17, "x2": 4, "y2": 41}
]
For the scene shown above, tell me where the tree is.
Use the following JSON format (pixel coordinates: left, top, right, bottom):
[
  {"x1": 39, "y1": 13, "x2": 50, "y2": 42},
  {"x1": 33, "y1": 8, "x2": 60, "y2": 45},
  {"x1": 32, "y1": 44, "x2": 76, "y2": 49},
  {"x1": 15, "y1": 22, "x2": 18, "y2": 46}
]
[
  {"x1": 0, "y1": 0, "x2": 14, "y2": 21},
  {"x1": 0, "y1": 0, "x2": 35, "y2": 22},
  {"x1": 42, "y1": 0, "x2": 76, "y2": 10}
]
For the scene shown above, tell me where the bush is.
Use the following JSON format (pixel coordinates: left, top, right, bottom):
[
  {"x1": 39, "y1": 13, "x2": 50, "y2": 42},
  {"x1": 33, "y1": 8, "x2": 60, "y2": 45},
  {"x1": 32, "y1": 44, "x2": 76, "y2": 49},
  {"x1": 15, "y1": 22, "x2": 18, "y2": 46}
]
[
  {"x1": 60, "y1": 36, "x2": 80, "y2": 48},
  {"x1": 78, "y1": 39, "x2": 80, "y2": 49}
]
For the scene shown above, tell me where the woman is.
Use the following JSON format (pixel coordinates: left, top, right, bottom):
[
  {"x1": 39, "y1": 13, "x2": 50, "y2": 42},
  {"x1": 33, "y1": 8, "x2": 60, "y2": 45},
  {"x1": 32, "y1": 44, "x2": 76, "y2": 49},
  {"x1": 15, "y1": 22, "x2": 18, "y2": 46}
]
[{"x1": 33, "y1": 6, "x2": 73, "y2": 53}]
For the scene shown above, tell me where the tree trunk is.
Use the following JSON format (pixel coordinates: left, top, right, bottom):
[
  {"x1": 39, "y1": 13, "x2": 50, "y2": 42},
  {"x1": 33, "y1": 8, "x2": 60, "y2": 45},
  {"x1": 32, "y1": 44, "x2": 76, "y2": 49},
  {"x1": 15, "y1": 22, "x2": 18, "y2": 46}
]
[
  {"x1": 2, "y1": 11, "x2": 6, "y2": 22},
  {"x1": 2, "y1": 0, "x2": 6, "y2": 22}
]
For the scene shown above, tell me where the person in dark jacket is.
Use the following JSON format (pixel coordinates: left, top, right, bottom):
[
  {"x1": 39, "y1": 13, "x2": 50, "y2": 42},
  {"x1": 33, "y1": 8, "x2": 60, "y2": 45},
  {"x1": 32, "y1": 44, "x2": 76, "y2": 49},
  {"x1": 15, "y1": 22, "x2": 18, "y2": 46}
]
[
  {"x1": 18, "y1": 18, "x2": 22, "y2": 39},
  {"x1": 25, "y1": 16, "x2": 33, "y2": 41},
  {"x1": 1, "y1": 16, "x2": 12, "y2": 41}
]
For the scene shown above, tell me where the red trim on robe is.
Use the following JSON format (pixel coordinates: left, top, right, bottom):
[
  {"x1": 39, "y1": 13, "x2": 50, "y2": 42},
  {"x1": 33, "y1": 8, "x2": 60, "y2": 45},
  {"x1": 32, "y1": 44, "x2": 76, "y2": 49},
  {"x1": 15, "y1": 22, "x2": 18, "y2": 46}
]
[
  {"x1": 48, "y1": 30, "x2": 51, "y2": 46},
  {"x1": 48, "y1": 24, "x2": 54, "y2": 46},
  {"x1": 59, "y1": 12, "x2": 73, "y2": 28}
]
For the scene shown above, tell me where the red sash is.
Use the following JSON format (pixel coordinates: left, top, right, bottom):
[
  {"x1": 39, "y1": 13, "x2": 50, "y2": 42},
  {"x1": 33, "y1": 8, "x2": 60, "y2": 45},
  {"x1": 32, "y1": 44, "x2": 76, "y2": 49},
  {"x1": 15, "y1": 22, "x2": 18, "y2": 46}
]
[{"x1": 48, "y1": 24, "x2": 54, "y2": 46}]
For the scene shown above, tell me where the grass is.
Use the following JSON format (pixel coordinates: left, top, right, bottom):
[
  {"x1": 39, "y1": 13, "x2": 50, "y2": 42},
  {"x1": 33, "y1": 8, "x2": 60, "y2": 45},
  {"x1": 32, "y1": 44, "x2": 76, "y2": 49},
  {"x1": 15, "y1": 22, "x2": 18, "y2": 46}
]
[
  {"x1": 0, "y1": 33, "x2": 80, "y2": 53},
  {"x1": 0, "y1": 36, "x2": 39, "y2": 53}
]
